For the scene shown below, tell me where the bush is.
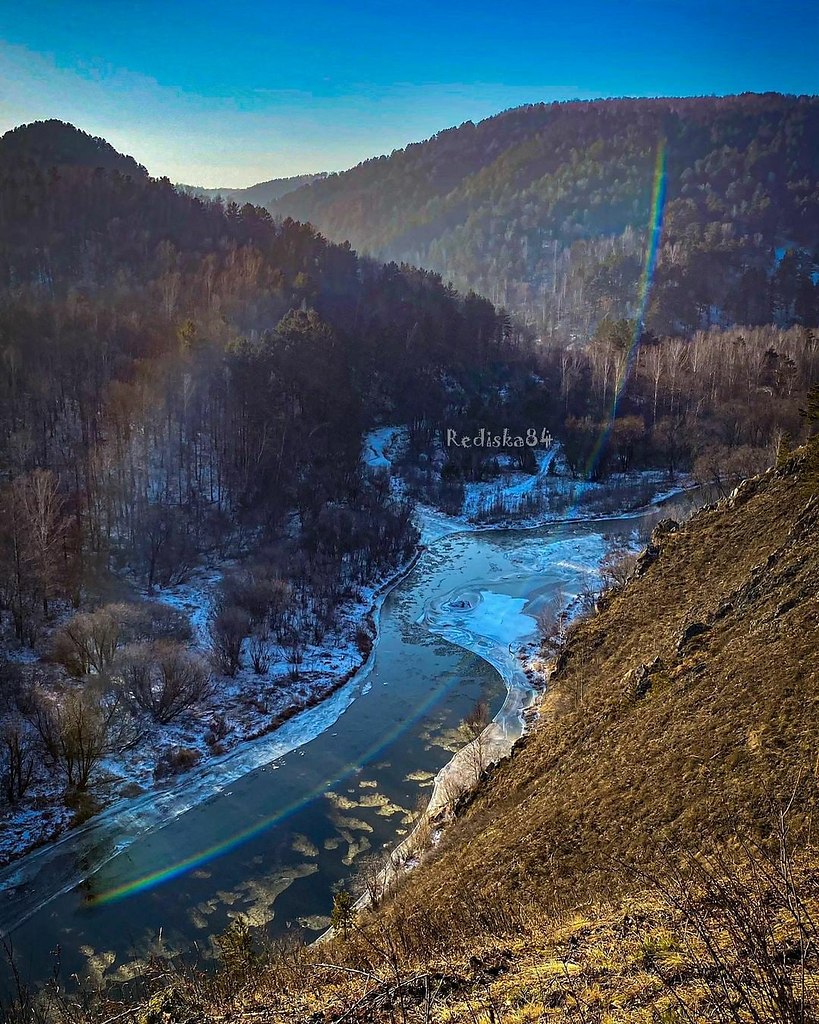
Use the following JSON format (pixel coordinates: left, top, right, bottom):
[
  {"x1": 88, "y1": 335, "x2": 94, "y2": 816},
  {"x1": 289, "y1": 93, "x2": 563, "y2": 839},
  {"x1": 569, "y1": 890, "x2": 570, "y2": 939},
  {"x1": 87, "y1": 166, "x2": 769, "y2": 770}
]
[
  {"x1": 210, "y1": 606, "x2": 250, "y2": 677},
  {"x1": 54, "y1": 603, "x2": 193, "y2": 680},
  {"x1": 52, "y1": 606, "x2": 122, "y2": 676},
  {"x1": 248, "y1": 632, "x2": 271, "y2": 675},
  {"x1": 26, "y1": 686, "x2": 135, "y2": 791},
  {"x1": 220, "y1": 569, "x2": 293, "y2": 630},
  {"x1": 116, "y1": 641, "x2": 209, "y2": 723},
  {"x1": 153, "y1": 745, "x2": 201, "y2": 779},
  {"x1": 117, "y1": 601, "x2": 193, "y2": 645},
  {"x1": 64, "y1": 787, "x2": 102, "y2": 826}
]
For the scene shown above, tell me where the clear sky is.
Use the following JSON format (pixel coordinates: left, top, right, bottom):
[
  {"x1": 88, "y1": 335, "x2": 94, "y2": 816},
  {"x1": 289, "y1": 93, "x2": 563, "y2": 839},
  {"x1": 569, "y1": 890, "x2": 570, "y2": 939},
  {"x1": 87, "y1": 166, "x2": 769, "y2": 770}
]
[{"x1": 1, "y1": 0, "x2": 817, "y2": 187}]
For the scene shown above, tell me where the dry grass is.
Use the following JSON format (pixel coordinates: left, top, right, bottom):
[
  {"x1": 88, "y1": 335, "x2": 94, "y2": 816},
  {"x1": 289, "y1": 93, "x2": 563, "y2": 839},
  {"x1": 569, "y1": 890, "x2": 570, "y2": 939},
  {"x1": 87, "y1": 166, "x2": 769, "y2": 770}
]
[{"x1": 7, "y1": 454, "x2": 819, "y2": 1024}]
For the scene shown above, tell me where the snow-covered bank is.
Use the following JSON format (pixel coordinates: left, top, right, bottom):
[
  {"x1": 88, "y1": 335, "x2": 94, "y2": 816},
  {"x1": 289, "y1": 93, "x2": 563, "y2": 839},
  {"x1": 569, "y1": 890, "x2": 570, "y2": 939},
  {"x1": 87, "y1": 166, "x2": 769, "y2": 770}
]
[
  {"x1": 0, "y1": 542, "x2": 422, "y2": 871},
  {"x1": 324, "y1": 430, "x2": 700, "y2": 928},
  {"x1": 0, "y1": 425, "x2": 694, "y2": 884},
  {"x1": 0, "y1": 547, "x2": 425, "y2": 937},
  {"x1": 391, "y1": 425, "x2": 695, "y2": 544}
]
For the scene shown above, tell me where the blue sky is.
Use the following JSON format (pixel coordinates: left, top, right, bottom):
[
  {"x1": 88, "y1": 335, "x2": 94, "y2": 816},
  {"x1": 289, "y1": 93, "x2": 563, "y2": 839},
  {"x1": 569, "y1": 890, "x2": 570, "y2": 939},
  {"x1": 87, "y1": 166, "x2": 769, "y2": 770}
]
[{"x1": 1, "y1": 0, "x2": 817, "y2": 186}]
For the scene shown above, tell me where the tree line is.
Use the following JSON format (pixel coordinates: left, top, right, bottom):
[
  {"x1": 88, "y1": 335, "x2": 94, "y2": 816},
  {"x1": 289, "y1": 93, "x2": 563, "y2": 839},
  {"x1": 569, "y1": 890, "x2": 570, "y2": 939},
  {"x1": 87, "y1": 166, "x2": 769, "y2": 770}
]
[{"x1": 272, "y1": 94, "x2": 819, "y2": 339}]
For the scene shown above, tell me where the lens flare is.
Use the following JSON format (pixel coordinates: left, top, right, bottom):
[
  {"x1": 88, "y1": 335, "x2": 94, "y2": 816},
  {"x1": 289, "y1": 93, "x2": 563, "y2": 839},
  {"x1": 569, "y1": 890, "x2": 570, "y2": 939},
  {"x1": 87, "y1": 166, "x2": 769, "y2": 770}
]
[
  {"x1": 91, "y1": 141, "x2": 669, "y2": 909},
  {"x1": 91, "y1": 660, "x2": 465, "y2": 906},
  {"x1": 583, "y1": 139, "x2": 667, "y2": 479}
]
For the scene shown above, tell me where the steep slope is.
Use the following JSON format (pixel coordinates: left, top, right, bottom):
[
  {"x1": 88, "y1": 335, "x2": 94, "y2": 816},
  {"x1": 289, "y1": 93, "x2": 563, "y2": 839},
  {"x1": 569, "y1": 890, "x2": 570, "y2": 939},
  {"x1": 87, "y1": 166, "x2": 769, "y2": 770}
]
[
  {"x1": 272, "y1": 94, "x2": 819, "y2": 335},
  {"x1": 90, "y1": 452, "x2": 819, "y2": 1023},
  {"x1": 397, "y1": 463, "x2": 819, "y2": 914}
]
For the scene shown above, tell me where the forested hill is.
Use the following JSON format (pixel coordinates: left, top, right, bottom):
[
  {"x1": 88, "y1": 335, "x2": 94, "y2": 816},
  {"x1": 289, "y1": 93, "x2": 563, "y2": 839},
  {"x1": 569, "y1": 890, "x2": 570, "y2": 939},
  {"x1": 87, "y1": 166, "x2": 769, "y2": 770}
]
[
  {"x1": 0, "y1": 119, "x2": 522, "y2": 623},
  {"x1": 272, "y1": 93, "x2": 819, "y2": 337},
  {"x1": 177, "y1": 172, "x2": 327, "y2": 207},
  {"x1": 0, "y1": 119, "x2": 148, "y2": 178}
]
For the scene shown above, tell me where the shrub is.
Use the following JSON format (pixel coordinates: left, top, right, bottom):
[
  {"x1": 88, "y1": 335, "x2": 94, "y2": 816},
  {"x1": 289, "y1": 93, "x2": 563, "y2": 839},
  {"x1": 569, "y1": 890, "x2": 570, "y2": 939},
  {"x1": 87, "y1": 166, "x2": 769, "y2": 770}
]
[
  {"x1": 220, "y1": 570, "x2": 293, "y2": 630},
  {"x1": 153, "y1": 745, "x2": 201, "y2": 779},
  {"x1": 117, "y1": 641, "x2": 209, "y2": 723},
  {"x1": 118, "y1": 601, "x2": 193, "y2": 644},
  {"x1": 52, "y1": 606, "x2": 122, "y2": 676},
  {"x1": 210, "y1": 605, "x2": 250, "y2": 677},
  {"x1": 27, "y1": 686, "x2": 135, "y2": 791},
  {"x1": 248, "y1": 632, "x2": 271, "y2": 675}
]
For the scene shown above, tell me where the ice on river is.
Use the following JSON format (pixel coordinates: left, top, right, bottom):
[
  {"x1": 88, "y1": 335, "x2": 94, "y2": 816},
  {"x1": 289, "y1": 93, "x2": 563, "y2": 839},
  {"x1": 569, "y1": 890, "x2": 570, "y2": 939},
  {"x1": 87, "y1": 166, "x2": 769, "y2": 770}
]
[{"x1": 0, "y1": 668, "x2": 372, "y2": 937}]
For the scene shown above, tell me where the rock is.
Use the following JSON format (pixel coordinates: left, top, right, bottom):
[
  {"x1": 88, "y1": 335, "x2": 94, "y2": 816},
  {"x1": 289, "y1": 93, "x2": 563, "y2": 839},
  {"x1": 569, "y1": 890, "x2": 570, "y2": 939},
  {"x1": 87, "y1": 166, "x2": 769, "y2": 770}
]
[
  {"x1": 726, "y1": 475, "x2": 760, "y2": 508},
  {"x1": 653, "y1": 518, "x2": 680, "y2": 538},
  {"x1": 634, "y1": 543, "x2": 659, "y2": 576},
  {"x1": 632, "y1": 664, "x2": 652, "y2": 698},
  {"x1": 634, "y1": 519, "x2": 680, "y2": 577},
  {"x1": 623, "y1": 657, "x2": 664, "y2": 699},
  {"x1": 676, "y1": 621, "x2": 709, "y2": 653}
]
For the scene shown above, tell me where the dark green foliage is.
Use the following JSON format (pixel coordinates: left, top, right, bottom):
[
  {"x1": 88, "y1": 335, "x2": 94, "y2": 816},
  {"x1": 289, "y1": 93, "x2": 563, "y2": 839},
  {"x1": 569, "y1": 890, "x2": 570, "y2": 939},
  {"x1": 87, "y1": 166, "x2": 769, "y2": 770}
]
[
  {"x1": 331, "y1": 889, "x2": 355, "y2": 939},
  {"x1": 800, "y1": 381, "x2": 819, "y2": 426}
]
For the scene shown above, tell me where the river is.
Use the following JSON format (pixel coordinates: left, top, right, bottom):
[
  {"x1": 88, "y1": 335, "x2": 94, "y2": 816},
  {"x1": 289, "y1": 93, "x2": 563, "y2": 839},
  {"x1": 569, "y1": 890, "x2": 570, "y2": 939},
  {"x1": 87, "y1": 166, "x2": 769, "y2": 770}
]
[{"x1": 0, "y1": 501, "x2": 682, "y2": 993}]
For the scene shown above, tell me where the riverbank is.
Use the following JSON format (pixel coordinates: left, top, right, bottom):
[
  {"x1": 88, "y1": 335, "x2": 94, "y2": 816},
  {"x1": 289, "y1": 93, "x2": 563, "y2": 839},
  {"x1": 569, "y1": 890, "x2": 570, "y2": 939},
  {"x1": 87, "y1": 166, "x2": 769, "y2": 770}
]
[
  {"x1": 0, "y1": 451, "x2": 701, "y2": 994},
  {"x1": 319, "y1": 439, "x2": 703, "y2": 930},
  {"x1": 0, "y1": 429, "x2": 695, "y2": 876},
  {"x1": 0, "y1": 432, "x2": 697, "y2": 928},
  {"x1": 0, "y1": 545, "x2": 424, "y2": 871}
]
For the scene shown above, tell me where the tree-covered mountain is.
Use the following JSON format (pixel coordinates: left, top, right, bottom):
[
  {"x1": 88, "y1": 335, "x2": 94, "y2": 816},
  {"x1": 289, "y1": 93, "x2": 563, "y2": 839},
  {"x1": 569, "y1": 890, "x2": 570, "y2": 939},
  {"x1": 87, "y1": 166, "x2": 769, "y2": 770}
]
[
  {"x1": 0, "y1": 119, "x2": 148, "y2": 179},
  {"x1": 0, "y1": 118, "x2": 525, "y2": 662},
  {"x1": 272, "y1": 94, "x2": 819, "y2": 337},
  {"x1": 177, "y1": 172, "x2": 327, "y2": 207}
]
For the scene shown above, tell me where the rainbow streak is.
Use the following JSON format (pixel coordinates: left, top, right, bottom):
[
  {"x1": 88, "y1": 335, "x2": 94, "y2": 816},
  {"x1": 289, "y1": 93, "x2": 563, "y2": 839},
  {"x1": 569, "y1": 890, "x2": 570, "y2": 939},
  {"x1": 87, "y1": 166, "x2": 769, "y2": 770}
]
[
  {"x1": 583, "y1": 139, "x2": 667, "y2": 479},
  {"x1": 91, "y1": 661, "x2": 468, "y2": 906},
  {"x1": 92, "y1": 143, "x2": 670, "y2": 910}
]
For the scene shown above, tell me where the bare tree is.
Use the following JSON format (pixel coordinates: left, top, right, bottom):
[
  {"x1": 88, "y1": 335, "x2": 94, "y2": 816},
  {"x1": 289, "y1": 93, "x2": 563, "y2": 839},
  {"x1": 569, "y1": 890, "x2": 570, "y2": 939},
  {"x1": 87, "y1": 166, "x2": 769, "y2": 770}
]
[
  {"x1": 210, "y1": 606, "x2": 249, "y2": 676},
  {"x1": 17, "y1": 469, "x2": 69, "y2": 618},
  {"x1": 356, "y1": 852, "x2": 391, "y2": 908},
  {"x1": 536, "y1": 589, "x2": 569, "y2": 653},
  {"x1": 116, "y1": 642, "x2": 209, "y2": 723},
  {"x1": 52, "y1": 606, "x2": 122, "y2": 676},
  {"x1": 29, "y1": 688, "x2": 135, "y2": 792},
  {"x1": 459, "y1": 699, "x2": 492, "y2": 785},
  {"x1": 600, "y1": 546, "x2": 638, "y2": 592},
  {"x1": 0, "y1": 719, "x2": 36, "y2": 805}
]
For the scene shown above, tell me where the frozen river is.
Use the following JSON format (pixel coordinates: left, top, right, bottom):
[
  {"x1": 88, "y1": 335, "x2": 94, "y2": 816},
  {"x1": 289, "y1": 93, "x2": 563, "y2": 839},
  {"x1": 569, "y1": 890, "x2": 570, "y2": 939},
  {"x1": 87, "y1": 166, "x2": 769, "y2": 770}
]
[{"x1": 0, "y1": 503, "x2": 676, "y2": 991}]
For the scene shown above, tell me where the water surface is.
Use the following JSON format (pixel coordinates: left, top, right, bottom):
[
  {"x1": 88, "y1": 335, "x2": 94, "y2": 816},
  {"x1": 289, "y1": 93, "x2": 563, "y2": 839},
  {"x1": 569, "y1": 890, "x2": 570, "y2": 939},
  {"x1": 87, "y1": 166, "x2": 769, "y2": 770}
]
[{"x1": 0, "y1": 511, "x2": 664, "y2": 989}]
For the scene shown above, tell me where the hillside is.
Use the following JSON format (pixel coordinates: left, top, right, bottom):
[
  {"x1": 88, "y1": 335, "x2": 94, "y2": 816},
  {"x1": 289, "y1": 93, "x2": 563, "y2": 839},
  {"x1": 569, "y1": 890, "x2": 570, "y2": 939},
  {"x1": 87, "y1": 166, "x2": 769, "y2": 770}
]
[
  {"x1": 177, "y1": 172, "x2": 327, "y2": 207},
  {"x1": 73, "y1": 448, "x2": 819, "y2": 1022},
  {"x1": 0, "y1": 121, "x2": 530, "y2": 867},
  {"x1": 0, "y1": 118, "x2": 147, "y2": 178},
  {"x1": 272, "y1": 94, "x2": 819, "y2": 337}
]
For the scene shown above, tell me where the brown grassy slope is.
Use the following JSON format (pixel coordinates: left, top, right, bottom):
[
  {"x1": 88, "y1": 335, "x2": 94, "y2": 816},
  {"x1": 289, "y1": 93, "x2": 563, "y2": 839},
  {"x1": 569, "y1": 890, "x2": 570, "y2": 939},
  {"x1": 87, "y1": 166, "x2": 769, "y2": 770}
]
[
  {"x1": 50, "y1": 458, "x2": 819, "y2": 1024},
  {"x1": 193, "y1": 455, "x2": 819, "y2": 1024},
  {"x1": 379, "y1": 456, "x2": 819, "y2": 942}
]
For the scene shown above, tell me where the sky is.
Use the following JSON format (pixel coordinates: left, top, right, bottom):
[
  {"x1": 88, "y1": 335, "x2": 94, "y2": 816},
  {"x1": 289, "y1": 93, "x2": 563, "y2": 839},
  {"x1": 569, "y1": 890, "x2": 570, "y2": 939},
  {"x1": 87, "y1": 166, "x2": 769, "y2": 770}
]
[{"x1": 1, "y1": 0, "x2": 817, "y2": 187}]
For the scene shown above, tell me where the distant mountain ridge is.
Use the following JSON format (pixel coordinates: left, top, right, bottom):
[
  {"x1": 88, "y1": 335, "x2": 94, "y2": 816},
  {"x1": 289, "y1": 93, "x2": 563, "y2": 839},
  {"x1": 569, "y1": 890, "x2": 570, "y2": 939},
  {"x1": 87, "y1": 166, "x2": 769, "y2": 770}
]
[
  {"x1": 177, "y1": 172, "x2": 327, "y2": 207},
  {"x1": 0, "y1": 118, "x2": 148, "y2": 178},
  {"x1": 270, "y1": 93, "x2": 819, "y2": 336}
]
